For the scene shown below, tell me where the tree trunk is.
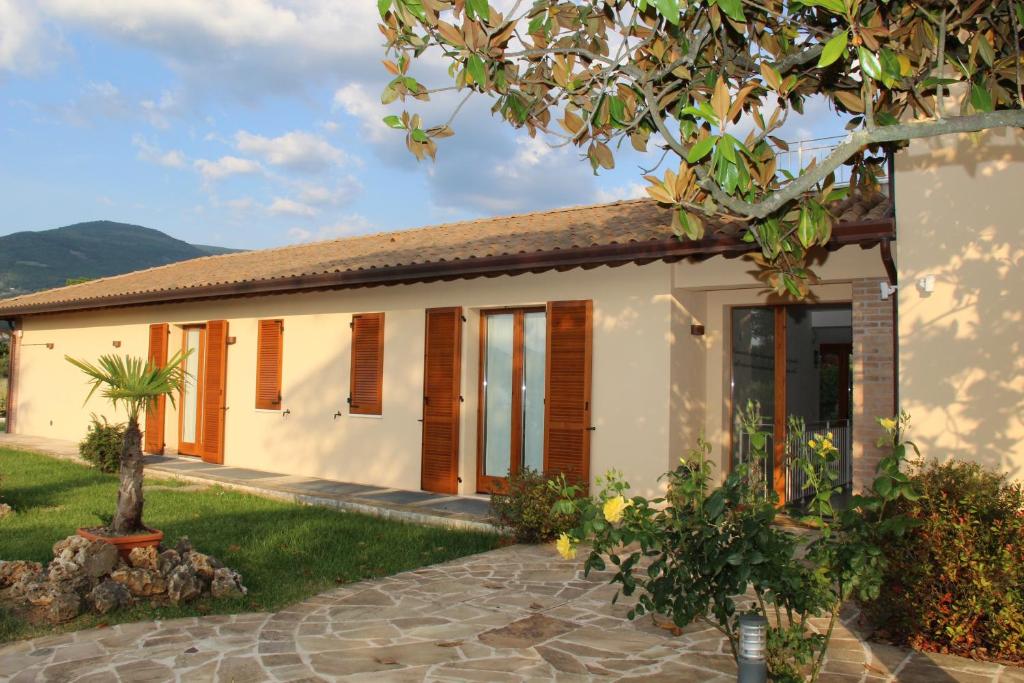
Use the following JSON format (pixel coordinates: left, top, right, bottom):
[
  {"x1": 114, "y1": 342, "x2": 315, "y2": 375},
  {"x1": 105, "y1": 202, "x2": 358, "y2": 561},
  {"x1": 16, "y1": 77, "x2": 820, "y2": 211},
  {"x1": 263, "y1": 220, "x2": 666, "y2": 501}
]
[{"x1": 112, "y1": 417, "x2": 145, "y2": 535}]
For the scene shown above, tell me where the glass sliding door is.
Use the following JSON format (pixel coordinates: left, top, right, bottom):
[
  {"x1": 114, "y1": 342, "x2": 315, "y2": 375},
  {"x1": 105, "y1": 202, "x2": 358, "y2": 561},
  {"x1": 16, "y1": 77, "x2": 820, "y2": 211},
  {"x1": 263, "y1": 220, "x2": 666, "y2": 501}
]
[
  {"x1": 477, "y1": 308, "x2": 547, "y2": 493},
  {"x1": 178, "y1": 325, "x2": 206, "y2": 456},
  {"x1": 730, "y1": 307, "x2": 776, "y2": 495}
]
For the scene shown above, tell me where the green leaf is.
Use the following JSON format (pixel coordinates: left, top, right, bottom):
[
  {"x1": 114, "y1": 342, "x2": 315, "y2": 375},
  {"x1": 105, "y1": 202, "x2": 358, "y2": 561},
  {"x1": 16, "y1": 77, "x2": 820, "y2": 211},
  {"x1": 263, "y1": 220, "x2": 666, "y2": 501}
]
[
  {"x1": 797, "y1": 207, "x2": 815, "y2": 247},
  {"x1": 654, "y1": 0, "x2": 681, "y2": 25},
  {"x1": 818, "y1": 31, "x2": 848, "y2": 68},
  {"x1": 466, "y1": 0, "x2": 489, "y2": 20},
  {"x1": 382, "y1": 115, "x2": 405, "y2": 129},
  {"x1": 466, "y1": 55, "x2": 487, "y2": 87},
  {"x1": 377, "y1": 0, "x2": 392, "y2": 17},
  {"x1": 970, "y1": 83, "x2": 993, "y2": 112},
  {"x1": 858, "y1": 47, "x2": 882, "y2": 82},
  {"x1": 804, "y1": 0, "x2": 846, "y2": 13},
  {"x1": 687, "y1": 135, "x2": 717, "y2": 163},
  {"x1": 714, "y1": 0, "x2": 746, "y2": 22},
  {"x1": 411, "y1": 128, "x2": 428, "y2": 142}
]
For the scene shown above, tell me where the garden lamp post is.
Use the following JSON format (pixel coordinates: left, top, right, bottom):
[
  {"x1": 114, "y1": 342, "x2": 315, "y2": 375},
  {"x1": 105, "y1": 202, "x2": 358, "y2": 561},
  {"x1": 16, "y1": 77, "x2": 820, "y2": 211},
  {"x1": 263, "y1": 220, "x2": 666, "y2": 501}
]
[{"x1": 737, "y1": 613, "x2": 768, "y2": 683}]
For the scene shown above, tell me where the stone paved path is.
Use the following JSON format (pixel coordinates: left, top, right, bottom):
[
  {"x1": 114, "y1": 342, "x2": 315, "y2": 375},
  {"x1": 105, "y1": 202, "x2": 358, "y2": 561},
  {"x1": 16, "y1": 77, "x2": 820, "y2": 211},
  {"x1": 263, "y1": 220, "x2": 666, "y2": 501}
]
[{"x1": 2, "y1": 544, "x2": 1019, "y2": 682}]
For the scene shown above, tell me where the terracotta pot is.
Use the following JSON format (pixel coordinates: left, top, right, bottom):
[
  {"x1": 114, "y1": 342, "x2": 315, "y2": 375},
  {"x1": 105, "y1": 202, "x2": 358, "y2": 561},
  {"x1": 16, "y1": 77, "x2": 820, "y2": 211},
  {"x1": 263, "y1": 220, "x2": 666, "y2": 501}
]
[{"x1": 77, "y1": 527, "x2": 164, "y2": 560}]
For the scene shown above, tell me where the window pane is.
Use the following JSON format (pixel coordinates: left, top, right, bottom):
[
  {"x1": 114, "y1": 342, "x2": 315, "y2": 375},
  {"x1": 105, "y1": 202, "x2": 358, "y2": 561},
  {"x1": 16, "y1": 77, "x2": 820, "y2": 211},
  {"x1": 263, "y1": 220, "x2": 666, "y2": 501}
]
[
  {"x1": 483, "y1": 314, "x2": 514, "y2": 478},
  {"x1": 731, "y1": 307, "x2": 775, "y2": 481},
  {"x1": 521, "y1": 311, "x2": 546, "y2": 472}
]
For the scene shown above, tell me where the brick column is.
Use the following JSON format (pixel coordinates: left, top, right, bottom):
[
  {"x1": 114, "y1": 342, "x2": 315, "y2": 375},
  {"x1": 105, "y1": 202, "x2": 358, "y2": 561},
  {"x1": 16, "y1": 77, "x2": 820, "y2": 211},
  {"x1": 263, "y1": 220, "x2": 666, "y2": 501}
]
[{"x1": 851, "y1": 278, "x2": 896, "y2": 492}]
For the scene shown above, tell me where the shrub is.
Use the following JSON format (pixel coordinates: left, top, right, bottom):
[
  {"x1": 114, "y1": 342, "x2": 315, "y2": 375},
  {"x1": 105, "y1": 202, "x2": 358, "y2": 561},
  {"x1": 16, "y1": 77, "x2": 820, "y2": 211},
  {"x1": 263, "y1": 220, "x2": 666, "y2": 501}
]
[
  {"x1": 78, "y1": 415, "x2": 125, "y2": 473},
  {"x1": 489, "y1": 468, "x2": 580, "y2": 543},
  {"x1": 863, "y1": 458, "x2": 1024, "y2": 662}
]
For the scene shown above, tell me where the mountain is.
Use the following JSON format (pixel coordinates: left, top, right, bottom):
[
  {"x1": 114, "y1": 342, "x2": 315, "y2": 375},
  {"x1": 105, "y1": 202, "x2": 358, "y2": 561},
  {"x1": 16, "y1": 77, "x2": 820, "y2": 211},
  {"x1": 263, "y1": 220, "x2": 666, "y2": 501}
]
[{"x1": 0, "y1": 221, "x2": 243, "y2": 298}]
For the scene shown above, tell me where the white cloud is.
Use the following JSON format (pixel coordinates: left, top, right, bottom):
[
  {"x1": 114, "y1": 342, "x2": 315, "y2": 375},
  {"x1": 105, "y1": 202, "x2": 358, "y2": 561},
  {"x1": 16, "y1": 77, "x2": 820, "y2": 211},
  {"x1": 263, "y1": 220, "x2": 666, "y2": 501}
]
[
  {"x1": 193, "y1": 155, "x2": 262, "y2": 182},
  {"x1": 333, "y1": 83, "x2": 389, "y2": 142},
  {"x1": 0, "y1": 0, "x2": 63, "y2": 74},
  {"x1": 294, "y1": 177, "x2": 362, "y2": 206},
  {"x1": 38, "y1": 0, "x2": 383, "y2": 98},
  {"x1": 268, "y1": 197, "x2": 316, "y2": 217},
  {"x1": 139, "y1": 89, "x2": 182, "y2": 129},
  {"x1": 235, "y1": 130, "x2": 349, "y2": 173},
  {"x1": 596, "y1": 182, "x2": 646, "y2": 203},
  {"x1": 287, "y1": 214, "x2": 373, "y2": 242},
  {"x1": 132, "y1": 134, "x2": 186, "y2": 168}
]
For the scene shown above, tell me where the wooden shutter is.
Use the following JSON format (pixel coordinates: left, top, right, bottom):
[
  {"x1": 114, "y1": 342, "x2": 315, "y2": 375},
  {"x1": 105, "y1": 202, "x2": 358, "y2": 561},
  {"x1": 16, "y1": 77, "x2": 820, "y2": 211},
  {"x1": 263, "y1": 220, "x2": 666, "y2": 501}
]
[
  {"x1": 4, "y1": 325, "x2": 19, "y2": 434},
  {"x1": 543, "y1": 300, "x2": 593, "y2": 487},
  {"x1": 144, "y1": 323, "x2": 169, "y2": 454},
  {"x1": 255, "y1": 319, "x2": 283, "y2": 410},
  {"x1": 421, "y1": 307, "x2": 463, "y2": 493},
  {"x1": 349, "y1": 312, "x2": 384, "y2": 415},
  {"x1": 200, "y1": 320, "x2": 229, "y2": 464}
]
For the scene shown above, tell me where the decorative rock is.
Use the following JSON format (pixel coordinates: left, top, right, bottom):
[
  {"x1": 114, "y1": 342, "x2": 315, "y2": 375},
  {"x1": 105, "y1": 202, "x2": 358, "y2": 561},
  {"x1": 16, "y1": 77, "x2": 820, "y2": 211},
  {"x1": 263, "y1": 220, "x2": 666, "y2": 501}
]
[
  {"x1": 52, "y1": 534, "x2": 91, "y2": 560},
  {"x1": 128, "y1": 546, "x2": 159, "y2": 572},
  {"x1": 186, "y1": 551, "x2": 222, "y2": 581},
  {"x1": 210, "y1": 567, "x2": 247, "y2": 599},
  {"x1": 110, "y1": 567, "x2": 167, "y2": 597},
  {"x1": 0, "y1": 503, "x2": 13, "y2": 517},
  {"x1": 158, "y1": 549, "x2": 181, "y2": 575},
  {"x1": 175, "y1": 536, "x2": 193, "y2": 555},
  {"x1": 167, "y1": 565, "x2": 202, "y2": 605},
  {"x1": 89, "y1": 579, "x2": 132, "y2": 614},
  {"x1": 0, "y1": 560, "x2": 42, "y2": 588},
  {"x1": 47, "y1": 591, "x2": 82, "y2": 623},
  {"x1": 81, "y1": 541, "x2": 119, "y2": 578}
]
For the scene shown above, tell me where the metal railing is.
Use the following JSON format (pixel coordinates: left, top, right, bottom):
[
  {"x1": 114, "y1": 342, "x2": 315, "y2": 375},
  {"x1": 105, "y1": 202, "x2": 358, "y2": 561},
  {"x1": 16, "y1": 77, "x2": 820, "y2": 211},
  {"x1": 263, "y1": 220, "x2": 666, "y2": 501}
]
[
  {"x1": 735, "y1": 419, "x2": 854, "y2": 508},
  {"x1": 774, "y1": 135, "x2": 889, "y2": 188}
]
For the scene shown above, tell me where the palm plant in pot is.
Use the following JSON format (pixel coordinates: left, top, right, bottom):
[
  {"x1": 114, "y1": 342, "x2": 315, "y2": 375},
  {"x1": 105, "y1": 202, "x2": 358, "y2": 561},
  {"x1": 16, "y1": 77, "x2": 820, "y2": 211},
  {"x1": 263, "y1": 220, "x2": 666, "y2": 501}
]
[{"x1": 66, "y1": 352, "x2": 189, "y2": 556}]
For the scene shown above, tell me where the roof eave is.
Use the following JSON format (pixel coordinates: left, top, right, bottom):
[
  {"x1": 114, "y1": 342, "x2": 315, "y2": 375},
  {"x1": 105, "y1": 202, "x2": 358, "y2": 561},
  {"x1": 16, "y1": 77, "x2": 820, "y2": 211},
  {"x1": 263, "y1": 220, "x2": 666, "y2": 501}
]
[{"x1": 0, "y1": 218, "x2": 895, "y2": 318}]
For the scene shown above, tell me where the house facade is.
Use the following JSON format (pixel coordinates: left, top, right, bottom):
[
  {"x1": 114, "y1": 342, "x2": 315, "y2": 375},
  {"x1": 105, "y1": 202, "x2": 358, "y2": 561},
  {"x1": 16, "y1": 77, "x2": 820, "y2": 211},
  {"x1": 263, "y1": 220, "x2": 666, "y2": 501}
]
[{"x1": 2, "y1": 128, "x2": 1020, "y2": 498}]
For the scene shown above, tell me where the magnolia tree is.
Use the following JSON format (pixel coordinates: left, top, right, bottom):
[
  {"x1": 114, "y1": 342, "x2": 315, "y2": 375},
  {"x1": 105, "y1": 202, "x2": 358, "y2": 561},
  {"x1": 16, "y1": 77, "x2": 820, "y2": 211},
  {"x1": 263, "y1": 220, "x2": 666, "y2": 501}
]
[{"x1": 379, "y1": 0, "x2": 1024, "y2": 294}]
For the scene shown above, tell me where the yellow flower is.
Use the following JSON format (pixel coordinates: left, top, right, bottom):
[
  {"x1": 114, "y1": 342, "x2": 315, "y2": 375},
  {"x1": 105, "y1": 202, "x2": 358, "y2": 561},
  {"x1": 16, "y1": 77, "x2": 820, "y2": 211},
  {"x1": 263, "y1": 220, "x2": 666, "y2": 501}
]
[
  {"x1": 879, "y1": 417, "x2": 897, "y2": 431},
  {"x1": 603, "y1": 495, "x2": 630, "y2": 523},
  {"x1": 826, "y1": 432, "x2": 834, "y2": 441},
  {"x1": 556, "y1": 533, "x2": 577, "y2": 560},
  {"x1": 808, "y1": 439, "x2": 817, "y2": 449}
]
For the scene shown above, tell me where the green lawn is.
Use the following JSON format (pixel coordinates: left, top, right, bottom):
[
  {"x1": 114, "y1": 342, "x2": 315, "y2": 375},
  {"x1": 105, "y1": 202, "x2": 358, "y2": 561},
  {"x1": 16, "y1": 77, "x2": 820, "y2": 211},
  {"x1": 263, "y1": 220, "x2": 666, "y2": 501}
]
[{"x1": 0, "y1": 448, "x2": 500, "y2": 642}]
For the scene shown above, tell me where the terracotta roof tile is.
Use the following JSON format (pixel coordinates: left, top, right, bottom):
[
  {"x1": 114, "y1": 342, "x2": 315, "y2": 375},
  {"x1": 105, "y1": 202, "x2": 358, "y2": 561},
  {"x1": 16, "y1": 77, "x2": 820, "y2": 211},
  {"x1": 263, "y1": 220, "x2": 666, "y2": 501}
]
[{"x1": 0, "y1": 193, "x2": 891, "y2": 315}]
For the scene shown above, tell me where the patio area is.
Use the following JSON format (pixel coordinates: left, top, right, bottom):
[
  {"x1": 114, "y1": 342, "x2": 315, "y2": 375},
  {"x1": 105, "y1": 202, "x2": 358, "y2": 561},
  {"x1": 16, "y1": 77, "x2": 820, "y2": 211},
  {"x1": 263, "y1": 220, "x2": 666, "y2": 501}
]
[{"x1": 0, "y1": 543, "x2": 1017, "y2": 682}]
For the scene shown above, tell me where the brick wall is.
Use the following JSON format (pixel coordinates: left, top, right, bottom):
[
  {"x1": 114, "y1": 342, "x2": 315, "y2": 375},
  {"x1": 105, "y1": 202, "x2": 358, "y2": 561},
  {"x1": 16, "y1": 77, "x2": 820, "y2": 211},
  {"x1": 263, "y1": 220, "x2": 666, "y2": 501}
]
[{"x1": 851, "y1": 278, "x2": 896, "y2": 491}]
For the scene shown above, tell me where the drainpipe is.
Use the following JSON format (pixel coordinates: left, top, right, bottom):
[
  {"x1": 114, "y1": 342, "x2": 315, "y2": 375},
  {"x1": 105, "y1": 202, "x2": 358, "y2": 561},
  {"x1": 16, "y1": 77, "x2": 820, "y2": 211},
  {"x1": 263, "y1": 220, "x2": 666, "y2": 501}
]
[
  {"x1": 886, "y1": 146, "x2": 900, "y2": 414},
  {"x1": 2, "y1": 317, "x2": 18, "y2": 434}
]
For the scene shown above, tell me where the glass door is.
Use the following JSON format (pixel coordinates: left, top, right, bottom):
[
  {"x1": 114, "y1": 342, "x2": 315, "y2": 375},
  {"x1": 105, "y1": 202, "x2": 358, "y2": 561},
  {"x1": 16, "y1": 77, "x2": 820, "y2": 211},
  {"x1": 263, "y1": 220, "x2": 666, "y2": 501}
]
[
  {"x1": 477, "y1": 308, "x2": 546, "y2": 493},
  {"x1": 177, "y1": 325, "x2": 206, "y2": 456}
]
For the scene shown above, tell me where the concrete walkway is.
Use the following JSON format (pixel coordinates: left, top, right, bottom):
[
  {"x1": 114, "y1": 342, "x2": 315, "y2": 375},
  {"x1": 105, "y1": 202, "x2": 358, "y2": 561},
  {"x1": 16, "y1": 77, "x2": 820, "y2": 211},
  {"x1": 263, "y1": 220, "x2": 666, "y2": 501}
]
[
  {"x1": 0, "y1": 433, "x2": 493, "y2": 532},
  {"x1": 1, "y1": 544, "x2": 1019, "y2": 682}
]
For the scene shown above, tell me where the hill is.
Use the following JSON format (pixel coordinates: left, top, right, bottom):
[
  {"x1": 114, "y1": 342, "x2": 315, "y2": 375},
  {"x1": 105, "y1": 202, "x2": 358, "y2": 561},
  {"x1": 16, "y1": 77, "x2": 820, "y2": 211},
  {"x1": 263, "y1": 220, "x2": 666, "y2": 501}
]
[{"x1": 0, "y1": 221, "x2": 242, "y2": 298}]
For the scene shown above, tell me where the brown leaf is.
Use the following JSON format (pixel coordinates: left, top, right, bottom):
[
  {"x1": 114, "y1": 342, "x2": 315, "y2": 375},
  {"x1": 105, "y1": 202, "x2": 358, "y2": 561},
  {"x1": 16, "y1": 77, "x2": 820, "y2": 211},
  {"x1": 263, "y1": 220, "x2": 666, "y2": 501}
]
[
  {"x1": 711, "y1": 76, "x2": 731, "y2": 125},
  {"x1": 834, "y1": 90, "x2": 864, "y2": 113},
  {"x1": 727, "y1": 83, "x2": 758, "y2": 123},
  {"x1": 436, "y1": 21, "x2": 464, "y2": 46}
]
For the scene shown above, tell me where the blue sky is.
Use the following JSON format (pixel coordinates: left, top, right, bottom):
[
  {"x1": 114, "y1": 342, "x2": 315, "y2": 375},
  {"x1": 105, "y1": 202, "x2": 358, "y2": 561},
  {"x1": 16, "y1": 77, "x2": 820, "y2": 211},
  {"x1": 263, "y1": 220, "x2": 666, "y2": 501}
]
[{"x1": 0, "y1": 1, "x2": 843, "y2": 250}]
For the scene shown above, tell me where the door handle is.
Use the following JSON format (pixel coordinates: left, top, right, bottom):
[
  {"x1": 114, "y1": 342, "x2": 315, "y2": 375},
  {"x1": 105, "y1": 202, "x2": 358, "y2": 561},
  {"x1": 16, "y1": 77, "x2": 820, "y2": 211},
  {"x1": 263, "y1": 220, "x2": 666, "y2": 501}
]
[{"x1": 585, "y1": 426, "x2": 596, "y2": 431}]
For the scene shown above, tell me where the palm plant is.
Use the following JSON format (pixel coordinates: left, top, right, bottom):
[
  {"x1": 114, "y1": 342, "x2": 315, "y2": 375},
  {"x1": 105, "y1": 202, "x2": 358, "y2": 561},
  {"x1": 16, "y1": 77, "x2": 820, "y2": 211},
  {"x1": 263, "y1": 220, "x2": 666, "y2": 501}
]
[{"x1": 66, "y1": 352, "x2": 189, "y2": 535}]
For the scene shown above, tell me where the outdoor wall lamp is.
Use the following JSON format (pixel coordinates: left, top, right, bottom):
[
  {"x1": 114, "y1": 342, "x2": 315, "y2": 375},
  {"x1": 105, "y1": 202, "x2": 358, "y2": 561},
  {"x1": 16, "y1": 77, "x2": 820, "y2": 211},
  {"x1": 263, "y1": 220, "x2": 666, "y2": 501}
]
[
  {"x1": 879, "y1": 281, "x2": 898, "y2": 300},
  {"x1": 917, "y1": 274, "x2": 936, "y2": 294},
  {"x1": 112, "y1": 341, "x2": 121, "y2": 348},
  {"x1": 737, "y1": 613, "x2": 768, "y2": 683}
]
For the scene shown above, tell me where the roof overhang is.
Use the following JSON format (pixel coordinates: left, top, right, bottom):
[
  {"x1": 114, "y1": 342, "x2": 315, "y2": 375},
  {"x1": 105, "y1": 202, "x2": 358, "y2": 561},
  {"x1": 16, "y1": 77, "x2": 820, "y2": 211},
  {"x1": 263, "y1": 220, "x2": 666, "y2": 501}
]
[{"x1": 0, "y1": 218, "x2": 894, "y2": 317}]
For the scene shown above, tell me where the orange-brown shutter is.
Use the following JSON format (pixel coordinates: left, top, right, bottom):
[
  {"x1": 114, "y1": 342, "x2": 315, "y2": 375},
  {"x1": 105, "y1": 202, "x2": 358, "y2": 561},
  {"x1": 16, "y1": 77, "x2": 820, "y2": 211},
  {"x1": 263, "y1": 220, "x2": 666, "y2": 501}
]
[
  {"x1": 349, "y1": 312, "x2": 384, "y2": 415},
  {"x1": 421, "y1": 307, "x2": 463, "y2": 493},
  {"x1": 255, "y1": 319, "x2": 283, "y2": 410},
  {"x1": 144, "y1": 323, "x2": 169, "y2": 454},
  {"x1": 4, "y1": 324, "x2": 19, "y2": 434},
  {"x1": 543, "y1": 300, "x2": 593, "y2": 487},
  {"x1": 200, "y1": 320, "x2": 229, "y2": 464}
]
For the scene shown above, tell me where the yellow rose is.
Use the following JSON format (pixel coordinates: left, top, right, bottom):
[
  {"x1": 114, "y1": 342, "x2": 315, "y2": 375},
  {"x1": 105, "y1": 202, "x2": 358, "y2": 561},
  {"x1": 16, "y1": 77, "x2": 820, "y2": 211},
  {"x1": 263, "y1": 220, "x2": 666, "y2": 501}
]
[
  {"x1": 879, "y1": 417, "x2": 897, "y2": 431},
  {"x1": 808, "y1": 439, "x2": 817, "y2": 449},
  {"x1": 603, "y1": 495, "x2": 630, "y2": 523},
  {"x1": 826, "y1": 432, "x2": 834, "y2": 441},
  {"x1": 556, "y1": 533, "x2": 577, "y2": 560}
]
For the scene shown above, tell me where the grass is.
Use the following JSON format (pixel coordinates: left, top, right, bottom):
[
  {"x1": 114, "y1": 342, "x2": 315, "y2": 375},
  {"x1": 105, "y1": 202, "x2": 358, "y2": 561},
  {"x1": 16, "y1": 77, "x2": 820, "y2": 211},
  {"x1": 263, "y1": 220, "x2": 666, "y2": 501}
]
[{"x1": 0, "y1": 448, "x2": 500, "y2": 642}]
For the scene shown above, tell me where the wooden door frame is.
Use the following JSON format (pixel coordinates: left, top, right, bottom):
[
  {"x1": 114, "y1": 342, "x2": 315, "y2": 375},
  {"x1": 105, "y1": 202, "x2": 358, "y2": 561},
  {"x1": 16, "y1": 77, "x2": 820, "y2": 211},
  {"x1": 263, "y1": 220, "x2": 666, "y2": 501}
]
[
  {"x1": 176, "y1": 324, "x2": 207, "y2": 457},
  {"x1": 475, "y1": 306, "x2": 545, "y2": 494},
  {"x1": 726, "y1": 302, "x2": 853, "y2": 504}
]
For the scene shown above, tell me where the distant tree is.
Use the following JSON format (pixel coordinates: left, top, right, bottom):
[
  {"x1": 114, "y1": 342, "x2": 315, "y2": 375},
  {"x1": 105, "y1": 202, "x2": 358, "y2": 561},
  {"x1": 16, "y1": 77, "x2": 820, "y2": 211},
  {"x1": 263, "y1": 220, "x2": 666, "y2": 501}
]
[
  {"x1": 0, "y1": 333, "x2": 8, "y2": 379},
  {"x1": 65, "y1": 277, "x2": 92, "y2": 286},
  {"x1": 379, "y1": 0, "x2": 1024, "y2": 295}
]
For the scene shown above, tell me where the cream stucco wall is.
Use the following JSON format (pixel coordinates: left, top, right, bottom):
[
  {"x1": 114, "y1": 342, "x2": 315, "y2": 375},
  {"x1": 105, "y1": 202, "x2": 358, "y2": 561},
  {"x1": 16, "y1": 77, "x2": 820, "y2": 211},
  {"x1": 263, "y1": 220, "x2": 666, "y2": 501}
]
[
  {"x1": 895, "y1": 127, "x2": 1024, "y2": 480},
  {"x1": 14, "y1": 264, "x2": 675, "y2": 497}
]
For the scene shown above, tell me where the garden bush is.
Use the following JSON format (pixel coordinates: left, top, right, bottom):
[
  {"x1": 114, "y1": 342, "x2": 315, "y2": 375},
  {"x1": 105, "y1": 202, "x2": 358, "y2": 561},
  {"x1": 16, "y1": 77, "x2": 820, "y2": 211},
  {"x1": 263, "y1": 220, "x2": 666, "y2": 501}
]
[
  {"x1": 863, "y1": 458, "x2": 1024, "y2": 662},
  {"x1": 489, "y1": 468, "x2": 580, "y2": 543},
  {"x1": 78, "y1": 415, "x2": 125, "y2": 473}
]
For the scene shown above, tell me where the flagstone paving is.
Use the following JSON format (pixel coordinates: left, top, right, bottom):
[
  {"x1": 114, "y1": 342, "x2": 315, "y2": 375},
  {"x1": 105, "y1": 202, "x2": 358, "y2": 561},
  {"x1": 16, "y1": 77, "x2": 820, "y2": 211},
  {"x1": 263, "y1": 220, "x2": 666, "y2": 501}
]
[{"x1": 2, "y1": 544, "x2": 1019, "y2": 682}]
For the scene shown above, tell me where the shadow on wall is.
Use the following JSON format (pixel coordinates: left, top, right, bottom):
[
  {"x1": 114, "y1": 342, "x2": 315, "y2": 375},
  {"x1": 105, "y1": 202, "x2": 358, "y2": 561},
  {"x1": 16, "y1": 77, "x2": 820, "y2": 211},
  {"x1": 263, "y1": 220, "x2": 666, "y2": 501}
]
[{"x1": 896, "y1": 129, "x2": 1024, "y2": 480}]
